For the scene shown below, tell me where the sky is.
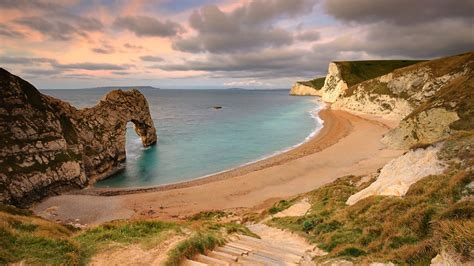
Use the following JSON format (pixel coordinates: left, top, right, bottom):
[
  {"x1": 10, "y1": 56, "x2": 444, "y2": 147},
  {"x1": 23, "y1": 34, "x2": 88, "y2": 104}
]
[{"x1": 0, "y1": 0, "x2": 473, "y2": 89}]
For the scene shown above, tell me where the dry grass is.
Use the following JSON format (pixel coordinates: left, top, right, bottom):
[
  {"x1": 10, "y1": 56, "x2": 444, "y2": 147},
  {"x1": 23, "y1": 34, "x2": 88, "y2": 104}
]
[{"x1": 268, "y1": 134, "x2": 473, "y2": 264}]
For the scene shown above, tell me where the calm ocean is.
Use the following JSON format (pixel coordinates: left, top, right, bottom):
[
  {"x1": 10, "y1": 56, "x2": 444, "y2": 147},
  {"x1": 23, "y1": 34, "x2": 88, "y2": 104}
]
[{"x1": 42, "y1": 88, "x2": 322, "y2": 188}]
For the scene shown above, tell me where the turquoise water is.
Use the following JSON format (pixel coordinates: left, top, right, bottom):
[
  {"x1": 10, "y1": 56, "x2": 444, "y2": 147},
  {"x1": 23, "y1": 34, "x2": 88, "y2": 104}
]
[{"x1": 43, "y1": 89, "x2": 321, "y2": 188}]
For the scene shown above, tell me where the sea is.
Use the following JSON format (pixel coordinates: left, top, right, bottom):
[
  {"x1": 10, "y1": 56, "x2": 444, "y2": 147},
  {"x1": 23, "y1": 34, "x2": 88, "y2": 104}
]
[{"x1": 42, "y1": 88, "x2": 323, "y2": 188}]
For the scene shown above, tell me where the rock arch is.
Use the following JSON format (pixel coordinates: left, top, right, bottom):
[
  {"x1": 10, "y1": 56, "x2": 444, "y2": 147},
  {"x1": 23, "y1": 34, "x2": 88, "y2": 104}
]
[{"x1": 0, "y1": 68, "x2": 157, "y2": 206}]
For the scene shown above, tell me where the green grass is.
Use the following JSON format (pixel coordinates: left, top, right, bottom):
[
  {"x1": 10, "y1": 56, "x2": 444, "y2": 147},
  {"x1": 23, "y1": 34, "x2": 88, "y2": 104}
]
[
  {"x1": 336, "y1": 60, "x2": 423, "y2": 87},
  {"x1": 165, "y1": 231, "x2": 224, "y2": 266},
  {"x1": 298, "y1": 77, "x2": 326, "y2": 90},
  {"x1": 0, "y1": 206, "x2": 183, "y2": 265},
  {"x1": 0, "y1": 204, "x2": 259, "y2": 266},
  {"x1": 0, "y1": 205, "x2": 81, "y2": 265},
  {"x1": 75, "y1": 220, "x2": 180, "y2": 262},
  {"x1": 165, "y1": 221, "x2": 258, "y2": 266},
  {"x1": 267, "y1": 134, "x2": 473, "y2": 264},
  {"x1": 189, "y1": 211, "x2": 227, "y2": 221},
  {"x1": 268, "y1": 197, "x2": 299, "y2": 215}
]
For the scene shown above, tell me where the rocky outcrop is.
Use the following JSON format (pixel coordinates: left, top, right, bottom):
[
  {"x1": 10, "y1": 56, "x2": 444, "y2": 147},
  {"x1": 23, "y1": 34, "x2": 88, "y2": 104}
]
[
  {"x1": 320, "y1": 62, "x2": 348, "y2": 103},
  {"x1": 289, "y1": 82, "x2": 322, "y2": 96},
  {"x1": 332, "y1": 89, "x2": 412, "y2": 121},
  {"x1": 346, "y1": 144, "x2": 446, "y2": 205},
  {"x1": 381, "y1": 108, "x2": 459, "y2": 149},
  {"x1": 332, "y1": 53, "x2": 473, "y2": 124},
  {"x1": 0, "y1": 68, "x2": 157, "y2": 206}
]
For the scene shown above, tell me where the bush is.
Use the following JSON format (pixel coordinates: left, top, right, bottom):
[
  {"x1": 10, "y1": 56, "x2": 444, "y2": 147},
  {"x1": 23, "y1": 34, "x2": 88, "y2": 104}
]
[{"x1": 302, "y1": 220, "x2": 315, "y2": 232}]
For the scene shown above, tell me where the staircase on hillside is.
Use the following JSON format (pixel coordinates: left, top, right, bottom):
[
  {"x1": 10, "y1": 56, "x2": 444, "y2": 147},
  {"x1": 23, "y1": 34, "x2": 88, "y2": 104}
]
[{"x1": 183, "y1": 225, "x2": 316, "y2": 266}]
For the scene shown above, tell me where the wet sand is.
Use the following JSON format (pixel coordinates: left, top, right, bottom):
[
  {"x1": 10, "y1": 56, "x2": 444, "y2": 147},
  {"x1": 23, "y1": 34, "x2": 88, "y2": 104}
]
[{"x1": 32, "y1": 108, "x2": 404, "y2": 225}]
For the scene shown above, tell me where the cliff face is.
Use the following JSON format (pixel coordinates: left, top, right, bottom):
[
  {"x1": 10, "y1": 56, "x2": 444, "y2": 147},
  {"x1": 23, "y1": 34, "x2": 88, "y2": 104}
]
[
  {"x1": 289, "y1": 82, "x2": 323, "y2": 96},
  {"x1": 320, "y1": 52, "x2": 473, "y2": 148},
  {"x1": 320, "y1": 62, "x2": 349, "y2": 103},
  {"x1": 0, "y1": 68, "x2": 157, "y2": 206}
]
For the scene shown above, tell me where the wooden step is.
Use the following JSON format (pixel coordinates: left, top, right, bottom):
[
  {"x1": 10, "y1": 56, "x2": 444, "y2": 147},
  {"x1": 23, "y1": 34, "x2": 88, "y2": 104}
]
[
  {"x1": 237, "y1": 235, "x2": 306, "y2": 256},
  {"x1": 236, "y1": 237, "x2": 305, "y2": 257},
  {"x1": 215, "y1": 246, "x2": 247, "y2": 256},
  {"x1": 226, "y1": 242, "x2": 253, "y2": 252},
  {"x1": 207, "y1": 251, "x2": 238, "y2": 263},
  {"x1": 194, "y1": 254, "x2": 229, "y2": 266},
  {"x1": 252, "y1": 249, "x2": 301, "y2": 264},
  {"x1": 235, "y1": 257, "x2": 266, "y2": 266},
  {"x1": 182, "y1": 259, "x2": 208, "y2": 266},
  {"x1": 246, "y1": 253, "x2": 283, "y2": 266}
]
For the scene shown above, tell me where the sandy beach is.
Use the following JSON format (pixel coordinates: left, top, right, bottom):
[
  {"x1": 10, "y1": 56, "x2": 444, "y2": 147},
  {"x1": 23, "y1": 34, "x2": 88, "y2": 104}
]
[{"x1": 32, "y1": 107, "x2": 404, "y2": 225}]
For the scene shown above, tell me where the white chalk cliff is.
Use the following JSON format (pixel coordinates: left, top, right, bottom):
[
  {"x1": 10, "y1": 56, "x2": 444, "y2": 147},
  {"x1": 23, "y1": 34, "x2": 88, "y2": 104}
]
[
  {"x1": 289, "y1": 82, "x2": 322, "y2": 96},
  {"x1": 346, "y1": 145, "x2": 446, "y2": 205}
]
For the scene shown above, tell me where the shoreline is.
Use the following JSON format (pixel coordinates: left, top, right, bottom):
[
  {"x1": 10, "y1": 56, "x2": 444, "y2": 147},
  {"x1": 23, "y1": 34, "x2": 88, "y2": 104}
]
[
  {"x1": 75, "y1": 102, "x2": 340, "y2": 197},
  {"x1": 33, "y1": 108, "x2": 403, "y2": 225}
]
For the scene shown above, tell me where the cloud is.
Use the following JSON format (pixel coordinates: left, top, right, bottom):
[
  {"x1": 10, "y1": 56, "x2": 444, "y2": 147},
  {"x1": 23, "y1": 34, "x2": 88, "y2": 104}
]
[
  {"x1": 15, "y1": 15, "x2": 103, "y2": 41},
  {"x1": 0, "y1": 24, "x2": 24, "y2": 38},
  {"x1": 91, "y1": 43, "x2": 116, "y2": 54},
  {"x1": 318, "y1": 0, "x2": 474, "y2": 59},
  {"x1": 324, "y1": 0, "x2": 474, "y2": 25},
  {"x1": 155, "y1": 47, "x2": 332, "y2": 79},
  {"x1": 0, "y1": 0, "x2": 70, "y2": 11},
  {"x1": 123, "y1": 43, "x2": 144, "y2": 51},
  {"x1": 53, "y1": 62, "x2": 131, "y2": 71},
  {"x1": 1, "y1": 56, "x2": 133, "y2": 72},
  {"x1": 111, "y1": 71, "x2": 132, "y2": 75},
  {"x1": 0, "y1": 56, "x2": 56, "y2": 64},
  {"x1": 295, "y1": 29, "x2": 320, "y2": 42},
  {"x1": 114, "y1": 16, "x2": 183, "y2": 37},
  {"x1": 22, "y1": 68, "x2": 63, "y2": 76},
  {"x1": 140, "y1": 55, "x2": 164, "y2": 62},
  {"x1": 173, "y1": 0, "x2": 317, "y2": 54}
]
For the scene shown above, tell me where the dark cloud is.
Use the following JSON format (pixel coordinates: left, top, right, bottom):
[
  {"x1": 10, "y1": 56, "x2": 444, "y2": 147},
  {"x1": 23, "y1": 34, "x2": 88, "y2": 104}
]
[
  {"x1": 15, "y1": 15, "x2": 103, "y2": 41},
  {"x1": 22, "y1": 68, "x2": 63, "y2": 76},
  {"x1": 140, "y1": 55, "x2": 164, "y2": 62},
  {"x1": 123, "y1": 43, "x2": 144, "y2": 51},
  {"x1": 295, "y1": 29, "x2": 320, "y2": 42},
  {"x1": 0, "y1": 24, "x2": 24, "y2": 38},
  {"x1": 231, "y1": 0, "x2": 317, "y2": 25},
  {"x1": 324, "y1": 0, "x2": 474, "y2": 25},
  {"x1": 1, "y1": 55, "x2": 132, "y2": 72},
  {"x1": 155, "y1": 48, "x2": 331, "y2": 79},
  {"x1": 91, "y1": 43, "x2": 116, "y2": 54},
  {"x1": 361, "y1": 20, "x2": 474, "y2": 58},
  {"x1": 173, "y1": 0, "x2": 317, "y2": 54},
  {"x1": 111, "y1": 71, "x2": 132, "y2": 75},
  {"x1": 0, "y1": 56, "x2": 56, "y2": 64},
  {"x1": 114, "y1": 16, "x2": 183, "y2": 37},
  {"x1": 0, "y1": 0, "x2": 66, "y2": 11}
]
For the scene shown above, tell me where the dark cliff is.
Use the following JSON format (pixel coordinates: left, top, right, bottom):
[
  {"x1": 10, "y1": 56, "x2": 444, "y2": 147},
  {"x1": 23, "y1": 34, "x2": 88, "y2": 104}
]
[{"x1": 0, "y1": 68, "x2": 157, "y2": 206}]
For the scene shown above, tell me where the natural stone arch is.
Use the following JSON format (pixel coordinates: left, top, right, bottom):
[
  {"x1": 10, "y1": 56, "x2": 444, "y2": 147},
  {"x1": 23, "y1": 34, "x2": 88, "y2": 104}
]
[
  {"x1": 0, "y1": 67, "x2": 157, "y2": 206},
  {"x1": 76, "y1": 89, "x2": 157, "y2": 182}
]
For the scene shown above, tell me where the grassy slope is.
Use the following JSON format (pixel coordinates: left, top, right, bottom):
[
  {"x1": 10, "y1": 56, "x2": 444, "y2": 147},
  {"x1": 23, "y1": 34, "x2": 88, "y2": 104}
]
[
  {"x1": 335, "y1": 60, "x2": 424, "y2": 87},
  {"x1": 344, "y1": 52, "x2": 473, "y2": 102},
  {"x1": 296, "y1": 60, "x2": 422, "y2": 91},
  {"x1": 267, "y1": 133, "x2": 473, "y2": 264},
  {"x1": 0, "y1": 206, "x2": 255, "y2": 265},
  {"x1": 297, "y1": 77, "x2": 326, "y2": 90}
]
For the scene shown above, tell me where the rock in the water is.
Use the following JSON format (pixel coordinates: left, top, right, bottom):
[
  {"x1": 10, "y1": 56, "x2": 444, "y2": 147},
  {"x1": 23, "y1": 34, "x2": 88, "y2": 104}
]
[{"x1": 0, "y1": 68, "x2": 157, "y2": 206}]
